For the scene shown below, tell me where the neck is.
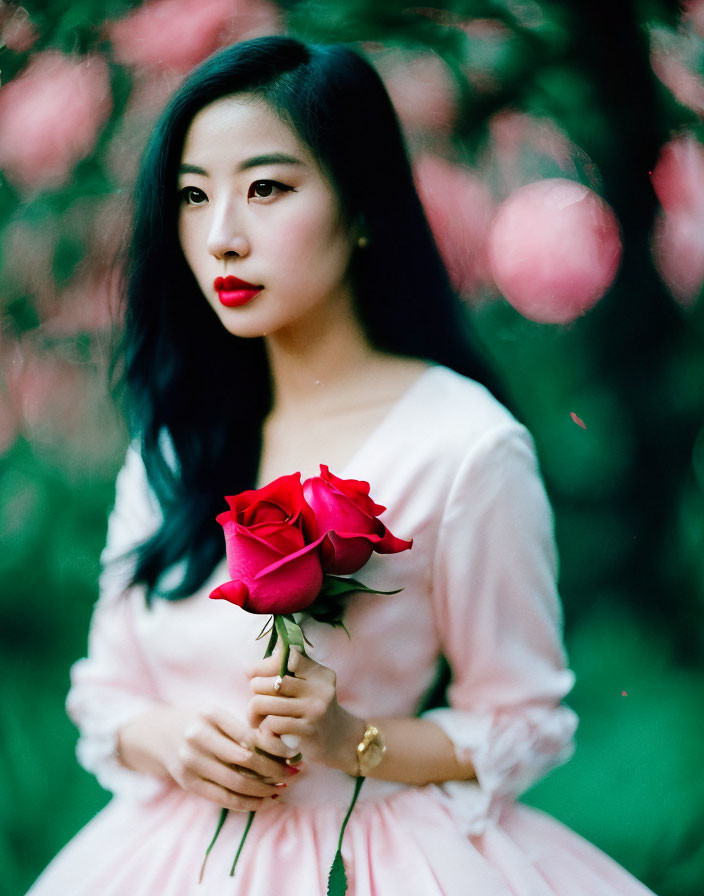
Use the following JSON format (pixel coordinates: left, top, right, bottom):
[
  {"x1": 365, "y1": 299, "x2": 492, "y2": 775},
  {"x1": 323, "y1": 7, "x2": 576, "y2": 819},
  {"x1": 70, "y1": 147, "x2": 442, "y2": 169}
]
[{"x1": 264, "y1": 297, "x2": 377, "y2": 418}]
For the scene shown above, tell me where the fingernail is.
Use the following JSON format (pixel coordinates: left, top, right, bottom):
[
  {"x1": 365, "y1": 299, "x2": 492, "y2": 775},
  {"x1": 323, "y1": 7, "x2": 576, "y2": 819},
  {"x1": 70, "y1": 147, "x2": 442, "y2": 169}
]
[
  {"x1": 271, "y1": 793, "x2": 280, "y2": 800},
  {"x1": 286, "y1": 765, "x2": 301, "y2": 776},
  {"x1": 273, "y1": 782, "x2": 287, "y2": 788}
]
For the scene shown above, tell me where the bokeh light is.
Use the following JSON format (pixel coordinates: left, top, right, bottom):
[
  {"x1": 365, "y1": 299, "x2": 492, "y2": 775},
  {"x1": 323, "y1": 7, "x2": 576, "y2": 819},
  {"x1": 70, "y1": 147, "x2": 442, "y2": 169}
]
[
  {"x1": 487, "y1": 179, "x2": 622, "y2": 323},
  {"x1": 2, "y1": 3, "x2": 703, "y2": 895}
]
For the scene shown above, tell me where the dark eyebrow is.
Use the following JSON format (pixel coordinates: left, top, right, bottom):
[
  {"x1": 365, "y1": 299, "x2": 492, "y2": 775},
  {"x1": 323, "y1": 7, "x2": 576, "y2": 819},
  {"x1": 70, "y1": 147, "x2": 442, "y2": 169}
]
[
  {"x1": 239, "y1": 152, "x2": 303, "y2": 171},
  {"x1": 178, "y1": 153, "x2": 303, "y2": 177},
  {"x1": 179, "y1": 163, "x2": 207, "y2": 175}
]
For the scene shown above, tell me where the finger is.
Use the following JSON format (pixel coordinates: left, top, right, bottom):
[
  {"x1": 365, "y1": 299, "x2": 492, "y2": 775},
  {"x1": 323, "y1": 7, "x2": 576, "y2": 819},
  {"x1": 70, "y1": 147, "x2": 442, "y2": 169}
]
[
  {"x1": 248, "y1": 646, "x2": 310, "y2": 679},
  {"x1": 250, "y1": 674, "x2": 305, "y2": 697},
  {"x1": 252, "y1": 730, "x2": 305, "y2": 765},
  {"x1": 185, "y1": 721, "x2": 255, "y2": 768},
  {"x1": 197, "y1": 755, "x2": 283, "y2": 797},
  {"x1": 195, "y1": 777, "x2": 268, "y2": 812},
  {"x1": 240, "y1": 746, "x2": 297, "y2": 781},
  {"x1": 199, "y1": 705, "x2": 256, "y2": 749},
  {"x1": 259, "y1": 715, "x2": 316, "y2": 741},
  {"x1": 249, "y1": 695, "x2": 305, "y2": 722}
]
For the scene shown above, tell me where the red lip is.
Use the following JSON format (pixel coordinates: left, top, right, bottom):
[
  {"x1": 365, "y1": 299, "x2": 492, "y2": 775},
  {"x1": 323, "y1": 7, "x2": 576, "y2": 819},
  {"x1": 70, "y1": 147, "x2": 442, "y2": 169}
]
[{"x1": 214, "y1": 275, "x2": 262, "y2": 308}]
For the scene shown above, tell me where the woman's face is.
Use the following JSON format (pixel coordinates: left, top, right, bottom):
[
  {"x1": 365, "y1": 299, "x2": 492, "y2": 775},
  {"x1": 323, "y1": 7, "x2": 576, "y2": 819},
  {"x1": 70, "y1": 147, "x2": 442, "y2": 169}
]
[{"x1": 177, "y1": 95, "x2": 357, "y2": 341}]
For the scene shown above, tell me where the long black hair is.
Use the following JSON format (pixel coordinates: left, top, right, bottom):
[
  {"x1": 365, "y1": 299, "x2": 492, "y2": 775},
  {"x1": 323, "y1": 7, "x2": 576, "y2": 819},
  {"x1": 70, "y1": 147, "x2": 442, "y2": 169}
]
[{"x1": 117, "y1": 35, "x2": 501, "y2": 600}]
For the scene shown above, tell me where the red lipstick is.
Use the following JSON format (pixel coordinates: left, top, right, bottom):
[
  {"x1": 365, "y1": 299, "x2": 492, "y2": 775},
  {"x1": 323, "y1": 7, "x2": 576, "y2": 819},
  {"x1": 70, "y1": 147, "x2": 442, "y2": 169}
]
[{"x1": 214, "y1": 275, "x2": 262, "y2": 308}]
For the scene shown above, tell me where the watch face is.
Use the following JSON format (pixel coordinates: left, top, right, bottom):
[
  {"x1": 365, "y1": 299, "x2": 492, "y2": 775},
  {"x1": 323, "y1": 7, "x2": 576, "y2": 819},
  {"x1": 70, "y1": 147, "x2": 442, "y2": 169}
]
[{"x1": 359, "y1": 728, "x2": 386, "y2": 773}]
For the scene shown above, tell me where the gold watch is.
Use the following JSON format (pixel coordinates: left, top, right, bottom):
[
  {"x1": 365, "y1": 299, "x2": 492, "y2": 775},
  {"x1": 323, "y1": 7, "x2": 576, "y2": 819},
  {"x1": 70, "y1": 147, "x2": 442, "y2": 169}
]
[{"x1": 355, "y1": 723, "x2": 386, "y2": 776}]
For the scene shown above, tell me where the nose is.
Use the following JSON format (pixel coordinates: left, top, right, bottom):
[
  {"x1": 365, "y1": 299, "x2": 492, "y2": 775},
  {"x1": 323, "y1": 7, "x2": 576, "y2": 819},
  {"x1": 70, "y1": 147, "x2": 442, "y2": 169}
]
[{"x1": 207, "y1": 198, "x2": 250, "y2": 260}]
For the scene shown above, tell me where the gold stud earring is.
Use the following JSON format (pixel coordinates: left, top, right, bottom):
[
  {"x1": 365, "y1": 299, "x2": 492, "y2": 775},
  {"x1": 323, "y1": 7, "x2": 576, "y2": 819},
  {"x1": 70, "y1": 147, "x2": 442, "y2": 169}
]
[{"x1": 357, "y1": 235, "x2": 369, "y2": 249}]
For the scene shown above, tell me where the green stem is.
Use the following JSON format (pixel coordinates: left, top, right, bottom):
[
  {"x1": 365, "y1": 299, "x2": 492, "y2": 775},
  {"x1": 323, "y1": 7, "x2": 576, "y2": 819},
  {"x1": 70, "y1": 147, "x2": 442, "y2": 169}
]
[
  {"x1": 199, "y1": 807, "x2": 227, "y2": 884},
  {"x1": 337, "y1": 776, "x2": 364, "y2": 852},
  {"x1": 326, "y1": 776, "x2": 366, "y2": 896},
  {"x1": 279, "y1": 639, "x2": 291, "y2": 678},
  {"x1": 230, "y1": 810, "x2": 255, "y2": 876}
]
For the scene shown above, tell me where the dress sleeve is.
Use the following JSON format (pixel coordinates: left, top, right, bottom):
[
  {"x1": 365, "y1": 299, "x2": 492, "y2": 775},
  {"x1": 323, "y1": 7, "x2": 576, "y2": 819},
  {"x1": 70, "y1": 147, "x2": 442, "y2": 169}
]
[
  {"x1": 66, "y1": 444, "x2": 171, "y2": 801},
  {"x1": 421, "y1": 424, "x2": 578, "y2": 835}
]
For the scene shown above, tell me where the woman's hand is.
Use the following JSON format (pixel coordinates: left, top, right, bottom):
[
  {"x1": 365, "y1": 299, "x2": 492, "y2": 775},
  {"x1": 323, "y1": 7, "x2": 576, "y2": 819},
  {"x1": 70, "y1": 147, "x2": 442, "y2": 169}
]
[
  {"x1": 247, "y1": 649, "x2": 363, "y2": 774},
  {"x1": 118, "y1": 704, "x2": 300, "y2": 811}
]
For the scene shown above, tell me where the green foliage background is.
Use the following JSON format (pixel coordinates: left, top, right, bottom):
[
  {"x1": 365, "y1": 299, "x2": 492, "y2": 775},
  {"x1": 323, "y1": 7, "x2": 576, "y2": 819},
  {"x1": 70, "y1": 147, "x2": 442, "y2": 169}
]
[{"x1": 2, "y1": 1, "x2": 703, "y2": 895}]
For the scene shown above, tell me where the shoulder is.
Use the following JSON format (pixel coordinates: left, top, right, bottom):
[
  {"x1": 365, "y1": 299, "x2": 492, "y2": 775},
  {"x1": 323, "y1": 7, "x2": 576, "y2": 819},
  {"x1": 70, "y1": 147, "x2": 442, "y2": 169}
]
[{"x1": 407, "y1": 365, "x2": 530, "y2": 466}]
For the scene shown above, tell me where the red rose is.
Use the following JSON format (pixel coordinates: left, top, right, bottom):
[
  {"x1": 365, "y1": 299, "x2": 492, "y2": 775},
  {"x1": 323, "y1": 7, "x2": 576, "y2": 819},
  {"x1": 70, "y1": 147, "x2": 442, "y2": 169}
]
[
  {"x1": 302, "y1": 465, "x2": 413, "y2": 575},
  {"x1": 209, "y1": 473, "x2": 325, "y2": 614}
]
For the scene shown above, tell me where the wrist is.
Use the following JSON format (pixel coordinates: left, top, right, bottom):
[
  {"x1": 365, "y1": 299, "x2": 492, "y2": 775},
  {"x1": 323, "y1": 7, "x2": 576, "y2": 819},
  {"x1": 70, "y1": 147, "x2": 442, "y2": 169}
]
[{"x1": 327, "y1": 709, "x2": 366, "y2": 776}]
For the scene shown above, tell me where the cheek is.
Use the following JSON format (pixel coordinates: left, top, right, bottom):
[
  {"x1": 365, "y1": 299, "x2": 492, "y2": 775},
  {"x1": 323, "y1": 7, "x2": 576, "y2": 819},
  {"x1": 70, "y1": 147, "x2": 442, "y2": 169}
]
[
  {"x1": 178, "y1": 215, "x2": 205, "y2": 275},
  {"x1": 271, "y1": 206, "x2": 351, "y2": 270}
]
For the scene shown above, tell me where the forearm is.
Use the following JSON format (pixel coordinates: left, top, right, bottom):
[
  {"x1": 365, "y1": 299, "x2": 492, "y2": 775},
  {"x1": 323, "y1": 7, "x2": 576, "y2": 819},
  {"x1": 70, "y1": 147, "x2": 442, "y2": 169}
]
[{"x1": 328, "y1": 710, "x2": 476, "y2": 786}]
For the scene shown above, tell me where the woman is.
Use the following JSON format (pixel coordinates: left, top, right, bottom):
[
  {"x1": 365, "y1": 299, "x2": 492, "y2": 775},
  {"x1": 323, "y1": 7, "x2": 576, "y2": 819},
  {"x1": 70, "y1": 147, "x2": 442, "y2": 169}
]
[{"x1": 27, "y1": 36, "x2": 655, "y2": 895}]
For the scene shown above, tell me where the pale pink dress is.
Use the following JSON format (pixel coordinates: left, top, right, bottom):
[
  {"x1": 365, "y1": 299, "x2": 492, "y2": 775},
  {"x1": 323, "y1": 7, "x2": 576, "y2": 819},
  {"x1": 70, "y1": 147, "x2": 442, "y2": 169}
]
[{"x1": 27, "y1": 366, "x2": 655, "y2": 895}]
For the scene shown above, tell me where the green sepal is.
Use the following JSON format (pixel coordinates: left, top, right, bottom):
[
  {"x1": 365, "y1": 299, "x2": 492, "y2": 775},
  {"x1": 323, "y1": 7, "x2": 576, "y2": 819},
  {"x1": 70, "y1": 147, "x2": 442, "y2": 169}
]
[
  {"x1": 275, "y1": 614, "x2": 309, "y2": 657},
  {"x1": 320, "y1": 575, "x2": 403, "y2": 599},
  {"x1": 263, "y1": 618, "x2": 278, "y2": 658}
]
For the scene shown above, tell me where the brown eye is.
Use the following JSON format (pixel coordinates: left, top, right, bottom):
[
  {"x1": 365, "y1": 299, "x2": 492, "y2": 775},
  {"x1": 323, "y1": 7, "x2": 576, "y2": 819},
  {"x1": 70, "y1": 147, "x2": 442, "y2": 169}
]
[
  {"x1": 179, "y1": 186, "x2": 207, "y2": 206},
  {"x1": 252, "y1": 181, "x2": 274, "y2": 198},
  {"x1": 247, "y1": 180, "x2": 293, "y2": 201}
]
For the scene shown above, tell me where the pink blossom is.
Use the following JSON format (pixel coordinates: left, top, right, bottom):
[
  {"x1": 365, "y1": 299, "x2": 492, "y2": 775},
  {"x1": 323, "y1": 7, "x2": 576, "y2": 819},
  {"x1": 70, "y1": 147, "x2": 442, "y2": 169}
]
[
  {"x1": 650, "y1": 24, "x2": 704, "y2": 115},
  {"x1": 0, "y1": 3, "x2": 37, "y2": 52},
  {"x1": 414, "y1": 154, "x2": 496, "y2": 297},
  {"x1": 683, "y1": 0, "x2": 704, "y2": 38},
  {"x1": 0, "y1": 335, "x2": 19, "y2": 454},
  {"x1": 651, "y1": 134, "x2": 704, "y2": 215},
  {"x1": 487, "y1": 178, "x2": 622, "y2": 324},
  {"x1": 0, "y1": 51, "x2": 112, "y2": 191},
  {"x1": 4, "y1": 340, "x2": 85, "y2": 440},
  {"x1": 485, "y1": 110, "x2": 578, "y2": 194},
  {"x1": 107, "y1": 0, "x2": 281, "y2": 73},
  {"x1": 4, "y1": 337, "x2": 122, "y2": 467},
  {"x1": 375, "y1": 49, "x2": 458, "y2": 136},
  {"x1": 458, "y1": 18, "x2": 514, "y2": 94},
  {"x1": 650, "y1": 135, "x2": 704, "y2": 304}
]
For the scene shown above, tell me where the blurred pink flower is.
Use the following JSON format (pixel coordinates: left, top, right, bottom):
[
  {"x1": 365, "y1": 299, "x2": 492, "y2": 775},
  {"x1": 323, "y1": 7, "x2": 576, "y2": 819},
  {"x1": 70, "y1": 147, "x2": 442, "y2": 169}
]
[
  {"x1": 0, "y1": 51, "x2": 112, "y2": 191},
  {"x1": 650, "y1": 24, "x2": 704, "y2": 115},
  {"x1": 0, "y1": 335, "x2": 20, "y2": 454},
  {"x1": 458, "y1": 18, "x2": 514, "y2": 94},
  {"x1": 375, "y1": 50, "x2": 458, "y2": 136},
  {"x1": 0, "y1": 395, "x2": 18, "y2": 454},
  {"x1": 45, "y1": 267, "x2": 121, "y2": 336},
  {"x1": 487, "y1": 178, "x2": 622, "y2": 324},
  {"x1": 5, "y1": 337, "x2": 123, "y2": 466},
  {"x1": 107, "y1": 0, "x2": 281, "y2": 73},
  {"x1": 486, "y1": 110, "x2": 578, "y2": 194},
  {"x1": 3, "y1": 218, "x2": 58, "y2": 302},
  {"x1": 0, "y1": 3, "x2": 38, "y2": 52},
  {"x1": 414, "y1": 154, "x2": 496, "y2": 297},
  {"x1": 683, "y1": 1, "x2": 704, "y2": 37},
  {"x1": 5, "y1": 340, "x2": 86, "y2": 441},
  {"x1": 651, "y1": 135, "x2": 704, "y2": 305}
]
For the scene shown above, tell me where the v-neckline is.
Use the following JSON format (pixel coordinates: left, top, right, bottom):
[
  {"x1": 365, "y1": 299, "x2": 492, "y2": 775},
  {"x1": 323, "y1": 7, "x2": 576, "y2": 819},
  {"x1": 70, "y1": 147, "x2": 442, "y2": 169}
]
[
  {"x1": 255, "y1": 364, "x2": 442, "y2": 488},
  {"x1": 334, "y1": 363, "x2": 441, "y2": 478}
]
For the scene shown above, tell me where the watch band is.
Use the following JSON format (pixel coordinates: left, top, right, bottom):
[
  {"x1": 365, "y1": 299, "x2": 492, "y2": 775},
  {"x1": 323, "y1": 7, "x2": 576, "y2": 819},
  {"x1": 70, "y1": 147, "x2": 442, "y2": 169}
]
[{"x1": 355, "y1": 723, "x2": 386, "y2": 776}]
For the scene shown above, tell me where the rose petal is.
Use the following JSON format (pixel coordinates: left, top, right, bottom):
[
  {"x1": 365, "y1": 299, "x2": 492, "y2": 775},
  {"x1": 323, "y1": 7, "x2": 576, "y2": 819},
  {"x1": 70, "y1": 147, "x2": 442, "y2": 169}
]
[
  {"x1": 324, "y1": 533, "x2": 375, "y2": 575},
  {"x1": 304, "y1": 477, "x2": 378, "y2": 536},
  {"x1": 219, "y1": 523, "x2": 286, "y2": 579},
  {"x1": 209, "y1": 579, "x2": 249, "y2": 607},
  {"x1": 247, "y1": 537, "x2": 326, "y2": 614}
]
